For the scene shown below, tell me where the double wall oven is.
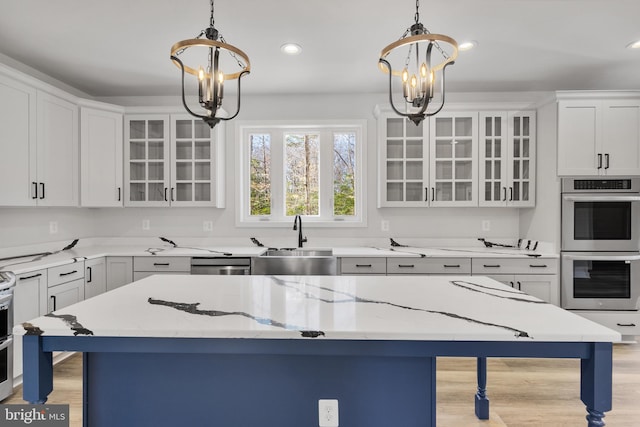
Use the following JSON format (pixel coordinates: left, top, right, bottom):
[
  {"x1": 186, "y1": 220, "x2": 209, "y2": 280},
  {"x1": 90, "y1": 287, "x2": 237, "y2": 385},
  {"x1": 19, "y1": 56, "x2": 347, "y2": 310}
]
[
  {"x1": 561, "y1": 178, "x2": 640, "y2": 310},
  {"x1": 0, "y1": 271, "x2": 15, "y2": 401}
]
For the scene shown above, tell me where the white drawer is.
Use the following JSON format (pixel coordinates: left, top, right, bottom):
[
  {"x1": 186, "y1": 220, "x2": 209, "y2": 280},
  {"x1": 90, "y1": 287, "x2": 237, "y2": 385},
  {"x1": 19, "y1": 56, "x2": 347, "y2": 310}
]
[
  {"x1": 133, "y1": 257, "x2": 191, "y2": 272},
  {"x1": 472, "y1": 258, "x2": 558, "y2": 275},
  {"x1": 48, "y1": 262, "x2": 85, "y2": 287},
  {"x1": 340, "y1": 258, "x2": 387, "y2": 274},
  {"x1": 574, "y1": 311, "x2": 640, "y2": 338},
  {"x1": 387, "y1": 258, "x2": 471, "y2": 275}
]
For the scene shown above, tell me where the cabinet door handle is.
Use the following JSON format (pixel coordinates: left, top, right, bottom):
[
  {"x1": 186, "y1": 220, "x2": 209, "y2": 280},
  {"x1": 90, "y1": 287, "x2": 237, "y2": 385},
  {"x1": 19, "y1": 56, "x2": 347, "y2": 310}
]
[
  {"x1": 40, "y1": 182, "x2": 45, "y2": 199},
  {"x1": 516, "y1": 281, "x2": 522, "y2": 290},
  {"x1": 597, "y1": 153, "x2": 602, "y2": 169},
  {"x1": 87, "y1": 266, "x2": 92, "y2": 283},
  {"x1": 605, "y1": 153, "x2": 610, "y2": 169},
  {"x1": 502, "y1": 187, "x2": 507, "y2": 201},
  {"x1": 51, "y1": 295, "x2": 57, "y2": 312},
  {"x1": 509, "y1": 281, "x2": 515, "y2": 287},
  {"x1": 431, "y1": 187, "x2": 435, "y2": 202},
  {"x1": 483, "y1": 264, "x2": 501, "y2": 268},
  {"x1": 118, "y1": 187, "x2": 122, "y2": 201},
  {"x1": 443, "y1": 264, "x2": 460, "y2": 268},
  {"x1": 616, "y1": 323, "x2": 636, "y2": 327},
  {"x1": 529, "y1": 264, "x2": 548, "y2": 268},
  {"x1": 59, "y1": 270, "x2": 78, "y2": 277},
  {"x1": 20, "y1": 273, "x2": 42, "y2": 280},
  {"x1": 32, "y1": 182, "x2": 38, "y2": 199},
  {"x1": 509, "y1": 187, "x2": 513, "y2": 201},
  {"x1": 398, "y1": 264, "x2": 415, "y2": 268},
  {"x1": 424, "y1": 187, "x2": 428, "y2": 202},
  {"x1": 355, "y1": 264, "x2": 372, "y2": 268},
  {"x1": 164, "y1": 187, "x2": 168, "y2": 202},
  {"x1": 153, "y1": 263, "x2": 170, "y2": 266},
  {"x1": 171, "y1": 187, "x2": 175, "y2": 202}
]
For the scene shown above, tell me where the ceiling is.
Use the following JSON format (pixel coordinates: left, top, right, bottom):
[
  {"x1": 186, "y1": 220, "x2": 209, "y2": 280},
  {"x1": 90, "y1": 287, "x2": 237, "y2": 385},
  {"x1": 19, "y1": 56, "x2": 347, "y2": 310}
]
[{"x1": 1, "y1": 0, "x2": 639, "y2": 98}]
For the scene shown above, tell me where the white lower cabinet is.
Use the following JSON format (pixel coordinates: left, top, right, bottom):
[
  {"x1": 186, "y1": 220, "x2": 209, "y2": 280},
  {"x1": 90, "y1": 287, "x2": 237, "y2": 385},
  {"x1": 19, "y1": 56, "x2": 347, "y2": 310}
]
[
  {"x1": 85, "y1": 258, "x2": 107, "y2": 300},
  {"x1": 48, "y1": 279, "x2": 85, "y2": 313},
  {"x1": 573, "y1": 311, "x2": 640, "y2": 340},
  {"x1": 133, "y1": 256, "x2": 190, "y2": 281},
  {"x1": 387, "y1": 257, "x2": 471, "y2": 275},
  {"x1": 106, "y1": 257, "x2": 133, "y2": 291},
  {"x1": 13, "y1": 269, "x2": 48, "y2": 379},
  {"x1": 472, "y1": 258, "x2": 559, "y2": 305},
  {"x1": 340, "y1": 258, "x2": 387, "y2": 275}
]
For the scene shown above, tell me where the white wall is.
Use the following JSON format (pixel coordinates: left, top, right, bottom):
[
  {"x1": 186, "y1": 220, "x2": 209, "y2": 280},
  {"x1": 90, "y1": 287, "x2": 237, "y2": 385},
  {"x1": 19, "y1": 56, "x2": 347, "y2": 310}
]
[{"x1": 1, "y1": 91, "x2": 560, "y2": 249}]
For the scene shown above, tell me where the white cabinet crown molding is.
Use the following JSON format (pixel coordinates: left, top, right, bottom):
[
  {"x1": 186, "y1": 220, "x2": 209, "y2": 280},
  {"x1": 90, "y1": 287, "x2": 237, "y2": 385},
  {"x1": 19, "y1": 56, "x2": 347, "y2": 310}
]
[{"x1": 556, "y1": 90, "x2": 640, "y2": 101}]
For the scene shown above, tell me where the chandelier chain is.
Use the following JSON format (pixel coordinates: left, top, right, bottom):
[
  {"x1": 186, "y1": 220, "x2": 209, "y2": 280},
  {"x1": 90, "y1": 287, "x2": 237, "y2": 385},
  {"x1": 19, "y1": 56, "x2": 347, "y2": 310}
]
[
  {"x1": 210, "y1": 0, "x2": 215, "y2": 28},
  {"x1": 414, "y1": 0, "x2": 420, "y2": 25}
]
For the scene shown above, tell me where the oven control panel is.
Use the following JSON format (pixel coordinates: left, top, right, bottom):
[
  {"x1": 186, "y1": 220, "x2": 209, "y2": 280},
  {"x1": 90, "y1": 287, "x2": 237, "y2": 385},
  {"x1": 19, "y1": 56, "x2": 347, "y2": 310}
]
[{"x1": 562, "y1": 178, "x2": 640, "y2": 193}]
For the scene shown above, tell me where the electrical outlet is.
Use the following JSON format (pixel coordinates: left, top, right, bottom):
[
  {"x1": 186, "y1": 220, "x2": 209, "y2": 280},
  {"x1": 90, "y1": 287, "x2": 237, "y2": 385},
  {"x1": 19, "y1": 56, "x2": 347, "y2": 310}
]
[
  {"x1": 381, "y1": 220, "x2": 389, "y2": 232},
  {"x1": 482, "y1": 220, "x2": 491, "y2": 231},
  {"x1": 203, "y1": 221, "x2": 213, "y2": 232},
  {"x1": 142, "y1": 219, "x2": 150, "y2": 230},
  {"x1": 49, "y1": 221, "x2": 58, "y2": 234},
  {"x1": 318, "y1": 399, "x2": 339, "y2": 427}
]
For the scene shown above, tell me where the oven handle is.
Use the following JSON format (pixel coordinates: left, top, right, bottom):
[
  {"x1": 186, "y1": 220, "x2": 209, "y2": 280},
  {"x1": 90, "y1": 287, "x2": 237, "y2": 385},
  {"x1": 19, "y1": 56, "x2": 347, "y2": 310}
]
[
  {"x1": 0, "y1": 337, "x2": 13, "y2": 351},
  {"x1": 563, "y1": 254, "x2": 640, "y2": 261},
  {"x1": 562, "y1": 194, "x2": 640, "y2": 202}
]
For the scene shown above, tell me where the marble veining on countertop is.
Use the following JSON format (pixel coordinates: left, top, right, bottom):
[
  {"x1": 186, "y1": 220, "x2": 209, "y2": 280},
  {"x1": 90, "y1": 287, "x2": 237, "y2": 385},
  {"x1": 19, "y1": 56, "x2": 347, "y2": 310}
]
[{"x1": 16, "y1": 275, "x2": 618, "y2": 343}]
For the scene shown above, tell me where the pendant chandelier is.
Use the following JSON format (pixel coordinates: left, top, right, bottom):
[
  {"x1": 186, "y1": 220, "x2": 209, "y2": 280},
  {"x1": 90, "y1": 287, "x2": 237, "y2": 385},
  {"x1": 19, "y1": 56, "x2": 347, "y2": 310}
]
[
  {"x1": 170, "y1": 0, "x2": 250, "y2": 128},
  {"x1": 378, "y1": 0, "x2": 458, "y2": 125}
]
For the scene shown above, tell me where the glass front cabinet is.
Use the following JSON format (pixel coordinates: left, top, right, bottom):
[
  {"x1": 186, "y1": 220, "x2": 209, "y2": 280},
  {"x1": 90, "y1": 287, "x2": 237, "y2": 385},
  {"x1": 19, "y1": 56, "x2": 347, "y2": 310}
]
[
  {"x1": 376, "y1": 107, "x2": 535, "y2": 208},
  {"x1": 479, "y1": 111, "x2": 536, "y2": 207},
  {"x1": 124, "y1": 114, "x2": 224, "y2": 207}
]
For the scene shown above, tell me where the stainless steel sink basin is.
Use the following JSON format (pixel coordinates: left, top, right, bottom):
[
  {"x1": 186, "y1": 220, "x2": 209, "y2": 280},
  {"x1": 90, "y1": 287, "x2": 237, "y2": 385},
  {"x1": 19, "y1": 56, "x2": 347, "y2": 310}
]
[
  {"x1": 262, "y1": 249, "x2": 333, "y2": 257},
  {"x1": 252, "y1": 248, "x2": 336, "y2": 275}
]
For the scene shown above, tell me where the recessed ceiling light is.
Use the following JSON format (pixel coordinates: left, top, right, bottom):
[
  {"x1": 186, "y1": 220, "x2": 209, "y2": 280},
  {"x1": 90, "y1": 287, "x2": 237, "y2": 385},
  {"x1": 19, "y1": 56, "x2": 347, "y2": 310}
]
[
  {"x1": 458, "y1": 41, "x2": 477, "y2": 51},
  {"x1": 281, "y1": 43, "x2": 302, "y2": 55},
  {"x1": 627, "y1": 40, "x2": 640, "y2": 49}
]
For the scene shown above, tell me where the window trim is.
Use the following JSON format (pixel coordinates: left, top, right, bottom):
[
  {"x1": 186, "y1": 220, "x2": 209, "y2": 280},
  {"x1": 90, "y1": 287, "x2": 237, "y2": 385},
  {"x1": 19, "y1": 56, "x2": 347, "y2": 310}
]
[{"x1": 236, "y1": 120, "x2": 367, "y2": 227}]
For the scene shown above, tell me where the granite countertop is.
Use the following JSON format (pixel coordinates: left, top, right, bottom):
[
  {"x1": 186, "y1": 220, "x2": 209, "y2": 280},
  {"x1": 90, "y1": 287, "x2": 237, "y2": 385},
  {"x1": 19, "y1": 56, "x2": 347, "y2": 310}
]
[
  {"x1": 0, "y1": 243, "x2": 558, "y2": 275},
  {"x1": 16, "y1": 274, "x2": 618, "y2": 343}
]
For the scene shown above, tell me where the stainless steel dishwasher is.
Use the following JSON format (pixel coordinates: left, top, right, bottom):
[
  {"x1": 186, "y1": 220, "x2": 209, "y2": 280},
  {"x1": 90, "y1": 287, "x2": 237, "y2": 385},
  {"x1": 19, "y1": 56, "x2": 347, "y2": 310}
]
[{"x1": 190, "y1": 257, "x2": 251, "y2": 275}]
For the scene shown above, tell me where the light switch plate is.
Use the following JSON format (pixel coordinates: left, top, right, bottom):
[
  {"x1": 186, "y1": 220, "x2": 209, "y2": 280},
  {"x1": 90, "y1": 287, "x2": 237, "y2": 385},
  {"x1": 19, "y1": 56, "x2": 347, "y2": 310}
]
[{"x1": 318, "y1": 399, "x2": 339, "y2": 427}]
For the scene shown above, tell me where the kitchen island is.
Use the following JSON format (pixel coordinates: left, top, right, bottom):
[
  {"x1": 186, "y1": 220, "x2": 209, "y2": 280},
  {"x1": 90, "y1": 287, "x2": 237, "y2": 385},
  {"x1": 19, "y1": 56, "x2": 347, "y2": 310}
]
[{"x1": 17, "y1": 275, "x2": 619, "y2": 427}]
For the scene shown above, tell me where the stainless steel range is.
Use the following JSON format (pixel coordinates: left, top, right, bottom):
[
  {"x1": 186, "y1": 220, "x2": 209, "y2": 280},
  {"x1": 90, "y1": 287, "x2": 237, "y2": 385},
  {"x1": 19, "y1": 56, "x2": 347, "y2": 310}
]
[
  {"x1": 0, "y1": 271, "x2": 15, "y2": 401},
  {"x1": 561, "y1": 178, "x2": 640, "y2": 311}
]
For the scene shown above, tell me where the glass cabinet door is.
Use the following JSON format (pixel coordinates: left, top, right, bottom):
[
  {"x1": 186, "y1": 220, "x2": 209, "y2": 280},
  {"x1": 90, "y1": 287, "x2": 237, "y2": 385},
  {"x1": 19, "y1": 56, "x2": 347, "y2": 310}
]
[
  {"x1": 125, "y1": 117, "x2": 170, "y2": 206},
  {"x1": 429, "y1": 113, "x2": 477, "y2": 206},
  {"x1": 380, "y1": 116, "x2": 428, "y2": 206},
  {"x1": 170, "y1": 118, "x2": 215, "y2": 206},
  {"x1": 508, "y1": 112, "x2": 535, "y2": 206},
  {"x1": 479, "y1": 113, "x2": 508, "y2": 206}
]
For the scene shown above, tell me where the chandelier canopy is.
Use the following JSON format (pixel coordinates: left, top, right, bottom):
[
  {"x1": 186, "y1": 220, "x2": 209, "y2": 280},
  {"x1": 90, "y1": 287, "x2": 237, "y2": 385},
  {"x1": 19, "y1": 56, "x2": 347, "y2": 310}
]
[
  {"x1": 170, "y1": 0, "x2": 250, "y2": 128},
  {"x1": 379, "y1": 0, "x2": 458, "y2": 125}
]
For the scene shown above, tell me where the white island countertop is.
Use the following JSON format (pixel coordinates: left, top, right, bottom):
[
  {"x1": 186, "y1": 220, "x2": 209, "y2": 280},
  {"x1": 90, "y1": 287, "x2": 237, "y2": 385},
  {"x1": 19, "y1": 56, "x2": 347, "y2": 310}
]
[{"x1": 16, "y1": 275, "x2": 619, "y2": 343}]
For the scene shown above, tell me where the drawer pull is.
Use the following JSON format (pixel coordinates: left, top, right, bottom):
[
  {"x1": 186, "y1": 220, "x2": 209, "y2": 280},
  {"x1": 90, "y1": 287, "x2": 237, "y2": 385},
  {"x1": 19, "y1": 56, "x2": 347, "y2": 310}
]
[
  {"x1": 20, "y1": 273, "x2": 43, "y2": 280},
  {"x1": 617, "y1": 323, "x2": 636, "y2": 327},
  {"x1": 51, "y1": 295, "x2": 57, "y2": 311},
  {"x1": 529, "y1": 264, "x2": 548, "y2": 268},
  {"x1": 153, "y1": 263, "x2": 170, "y2": 266},
  {"x1": 483, "y1": 264, "x2": 501, "y2": 268},
  {"x1": 444, "y1": 264, "x2": 460, "y2": 268},
  {"x1": 59, "y1": 270, "x2": 78, "y2": 277},
  {"x1": 87, "y1": 266, "x2": 93, "y2": 283},
  {"x1": 398, "y1": 264, "x2": 415, "y2": 268},
  {"x1": 355, "y1": 264, "x2": 372, "y2": 268}
]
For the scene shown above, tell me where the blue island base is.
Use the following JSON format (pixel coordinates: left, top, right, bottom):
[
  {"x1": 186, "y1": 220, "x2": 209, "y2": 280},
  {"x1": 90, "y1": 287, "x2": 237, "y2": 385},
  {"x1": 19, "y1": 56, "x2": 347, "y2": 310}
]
[{"x1": 84, "y1": 352, "x2": 436, "y2": 427}]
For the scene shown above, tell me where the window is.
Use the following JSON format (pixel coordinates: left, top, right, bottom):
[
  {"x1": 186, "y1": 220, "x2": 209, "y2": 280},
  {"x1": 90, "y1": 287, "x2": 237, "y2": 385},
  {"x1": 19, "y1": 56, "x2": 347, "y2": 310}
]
[{"x1": 238, "y1": 121, "x2": 366, "y2": 226}]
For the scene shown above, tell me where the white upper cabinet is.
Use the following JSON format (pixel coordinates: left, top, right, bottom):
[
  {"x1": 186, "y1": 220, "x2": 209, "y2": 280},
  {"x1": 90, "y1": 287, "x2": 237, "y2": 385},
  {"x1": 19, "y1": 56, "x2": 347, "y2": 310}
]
[
  {"x1": 80, "y1": 103, "x2": 124, "y2": 207},
  {"x1": 0, "y1": 74, "x2": 37, "y2": 206},
  {"x1": 377, "y1": 111, "x2": 429, "y2": 207},
  {"x1": 36, "y1": 91, "x2": 79, "y2": 206},
  {"x1": 0, "y1": 78, "x2": 79, "y2": 207},
  {"x1": 429, "y1": 112, "x2": 478, "y2": 207},
  {"x1": 479, "y1": 111, "x2": 536, "y2": 207},
  {"x1": 124, "y1": 114, "x2": 224, "y2": 207},
  {"x1": 557, "y1": 95, "x2": 640, "y2": 176}
]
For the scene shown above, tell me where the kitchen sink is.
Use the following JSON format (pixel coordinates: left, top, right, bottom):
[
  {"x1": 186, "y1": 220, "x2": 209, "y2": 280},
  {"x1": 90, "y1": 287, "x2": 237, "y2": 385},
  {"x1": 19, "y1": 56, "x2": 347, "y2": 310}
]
[
  {"x1": 262, "y1": 248, "x2": 333, "y2": 257},
  {"x1": 252, "y1": 248, "x2": 337, "y2": 275}
]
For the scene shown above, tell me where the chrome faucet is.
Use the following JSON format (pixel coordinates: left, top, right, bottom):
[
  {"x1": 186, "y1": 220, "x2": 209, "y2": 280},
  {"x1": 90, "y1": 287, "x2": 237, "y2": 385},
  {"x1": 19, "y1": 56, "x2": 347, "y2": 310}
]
[{"x1": 293, "y1": 215, "x2": 307, "y2": 248}]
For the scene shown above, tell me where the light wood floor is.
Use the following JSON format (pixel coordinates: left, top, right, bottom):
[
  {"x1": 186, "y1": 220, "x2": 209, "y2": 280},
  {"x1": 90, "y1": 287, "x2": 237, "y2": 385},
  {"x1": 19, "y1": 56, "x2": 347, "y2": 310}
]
[{"x1": 4, "y1": 342, "x2": 639, "y2": 426}]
